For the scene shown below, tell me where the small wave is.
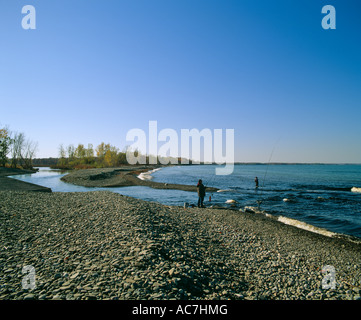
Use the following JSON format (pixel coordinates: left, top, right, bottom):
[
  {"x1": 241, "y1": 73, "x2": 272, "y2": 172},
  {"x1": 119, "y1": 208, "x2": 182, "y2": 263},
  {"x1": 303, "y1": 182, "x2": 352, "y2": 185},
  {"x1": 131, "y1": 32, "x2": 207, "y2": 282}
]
[
  {"x1": 137, "y1": 168, "x2": 162, "y2": 181},
  {"x1": 277, "y1": 216, "x2": 337, "y2": 238},
  {"x1": 351, "y1": 187, "x2": 361, "y2": 193}
]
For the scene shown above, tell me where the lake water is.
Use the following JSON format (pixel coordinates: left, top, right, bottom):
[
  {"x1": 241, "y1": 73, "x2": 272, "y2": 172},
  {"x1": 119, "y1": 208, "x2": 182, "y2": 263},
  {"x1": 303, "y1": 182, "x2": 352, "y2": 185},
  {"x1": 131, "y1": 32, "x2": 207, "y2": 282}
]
[{"x1": 9, "y1": 164, "x2": 361, "y2": 240}]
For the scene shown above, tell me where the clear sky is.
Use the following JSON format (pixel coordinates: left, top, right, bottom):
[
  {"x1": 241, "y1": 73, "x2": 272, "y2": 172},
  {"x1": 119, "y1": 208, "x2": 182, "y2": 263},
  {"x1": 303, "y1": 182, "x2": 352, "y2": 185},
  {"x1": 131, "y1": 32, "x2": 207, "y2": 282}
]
[{"x1": 1, "y1": 0, "x2": 360, "y2": 163}]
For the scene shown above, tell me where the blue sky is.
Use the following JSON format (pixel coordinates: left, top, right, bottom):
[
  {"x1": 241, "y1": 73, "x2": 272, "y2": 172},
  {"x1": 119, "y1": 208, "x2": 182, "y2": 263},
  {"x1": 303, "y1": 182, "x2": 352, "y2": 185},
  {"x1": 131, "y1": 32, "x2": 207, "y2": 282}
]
[{"x1": 1, "y1": 0, "x2": 360, "y2": 162}]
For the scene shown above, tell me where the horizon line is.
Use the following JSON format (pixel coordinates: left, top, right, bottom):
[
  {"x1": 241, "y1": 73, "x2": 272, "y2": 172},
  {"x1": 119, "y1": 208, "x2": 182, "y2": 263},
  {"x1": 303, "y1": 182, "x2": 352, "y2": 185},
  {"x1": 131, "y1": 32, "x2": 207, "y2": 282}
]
[{"x1": 32, "y1": 157, "x2": 361, "y2": 166}]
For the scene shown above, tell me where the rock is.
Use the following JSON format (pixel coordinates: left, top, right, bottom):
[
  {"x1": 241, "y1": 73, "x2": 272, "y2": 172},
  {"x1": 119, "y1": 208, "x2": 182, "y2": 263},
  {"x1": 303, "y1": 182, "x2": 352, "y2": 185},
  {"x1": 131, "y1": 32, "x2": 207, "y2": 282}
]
[
  {"x1": 23, "y1": 293, "x2": 36, "y2": 300},
  {"x1": 168, "y1": 268, "x2": 175, "y2": 276},
  {"x1": 353, "y1": 287, "x2": 361, "y2": 295},
  {"x1": 123, "y1": 256, "x2": 134, "y2": 261}
]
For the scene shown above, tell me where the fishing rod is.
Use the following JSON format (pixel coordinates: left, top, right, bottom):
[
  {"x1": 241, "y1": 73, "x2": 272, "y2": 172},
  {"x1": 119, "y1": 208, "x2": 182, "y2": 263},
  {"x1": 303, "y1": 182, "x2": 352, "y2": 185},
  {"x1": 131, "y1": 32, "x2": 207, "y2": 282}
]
[
  {"x1": 204, "y1": 164, "x2": 247, "y2": 202},
  {"x1": 206, "y1": 169, "x2": 217, "y2": 202},
  {"x1": 256, "y1": 138, "x2": 280, "y2": 210},
  {"x1": 206, "y1": 169, "x2": 251, "y2": 203},
  {"x1": 203, "y1": 139, "x2": 280, "y2": 207}
]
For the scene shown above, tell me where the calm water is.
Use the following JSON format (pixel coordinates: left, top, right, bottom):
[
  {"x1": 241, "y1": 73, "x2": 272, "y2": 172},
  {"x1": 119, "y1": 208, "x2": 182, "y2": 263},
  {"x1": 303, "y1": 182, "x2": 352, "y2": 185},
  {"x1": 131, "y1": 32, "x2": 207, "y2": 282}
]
[{"x1": 9, "y1": 165, "x2": 361, "y2": 239}]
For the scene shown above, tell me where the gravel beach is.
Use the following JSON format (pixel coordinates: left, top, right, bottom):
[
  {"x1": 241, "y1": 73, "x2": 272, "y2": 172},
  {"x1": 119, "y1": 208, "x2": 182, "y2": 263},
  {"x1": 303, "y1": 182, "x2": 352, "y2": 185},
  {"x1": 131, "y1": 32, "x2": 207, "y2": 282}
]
[{"x1": 1, "y1": 190, "x2": 361, "y2": 301}]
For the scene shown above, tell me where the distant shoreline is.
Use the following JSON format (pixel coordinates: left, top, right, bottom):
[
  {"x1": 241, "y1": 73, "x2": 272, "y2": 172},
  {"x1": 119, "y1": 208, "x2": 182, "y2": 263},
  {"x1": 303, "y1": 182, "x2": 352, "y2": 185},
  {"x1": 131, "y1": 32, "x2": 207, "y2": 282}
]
[
  {"x1": 233, "y1": 162, "x2": 361, "y2": 165},
  {"x1": 30, "y1": 157, "x2": 361, "y2": 167}
]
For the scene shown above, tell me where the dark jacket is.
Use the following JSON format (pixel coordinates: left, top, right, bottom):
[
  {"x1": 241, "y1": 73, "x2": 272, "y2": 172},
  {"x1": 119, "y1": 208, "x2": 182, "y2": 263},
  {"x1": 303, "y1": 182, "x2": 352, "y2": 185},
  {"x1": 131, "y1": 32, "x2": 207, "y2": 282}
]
[{"x1": 197, "y1": 183, "x2": 206, "y2": 197}]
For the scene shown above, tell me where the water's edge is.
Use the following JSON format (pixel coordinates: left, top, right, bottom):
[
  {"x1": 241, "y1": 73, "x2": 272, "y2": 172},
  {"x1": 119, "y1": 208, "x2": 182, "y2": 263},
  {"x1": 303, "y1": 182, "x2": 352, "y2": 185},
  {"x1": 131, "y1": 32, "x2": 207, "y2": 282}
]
[{"x1": 7, "y1": 166, "x2": 361, "y2": 244}]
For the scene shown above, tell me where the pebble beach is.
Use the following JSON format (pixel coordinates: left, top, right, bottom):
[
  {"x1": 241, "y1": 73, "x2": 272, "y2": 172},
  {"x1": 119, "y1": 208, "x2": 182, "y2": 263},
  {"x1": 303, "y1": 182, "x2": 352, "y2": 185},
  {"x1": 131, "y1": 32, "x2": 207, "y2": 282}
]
[{"x1": 1, "y1": 190, "x2": 361, "y2": 300}]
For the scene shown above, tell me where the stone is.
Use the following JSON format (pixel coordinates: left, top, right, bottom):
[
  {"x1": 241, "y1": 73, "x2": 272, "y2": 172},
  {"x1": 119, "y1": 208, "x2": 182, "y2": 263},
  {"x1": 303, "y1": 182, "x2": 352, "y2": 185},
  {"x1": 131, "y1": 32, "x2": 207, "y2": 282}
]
[{"x1": 23, "y1": 293, "x2": 36, "y2": 300}]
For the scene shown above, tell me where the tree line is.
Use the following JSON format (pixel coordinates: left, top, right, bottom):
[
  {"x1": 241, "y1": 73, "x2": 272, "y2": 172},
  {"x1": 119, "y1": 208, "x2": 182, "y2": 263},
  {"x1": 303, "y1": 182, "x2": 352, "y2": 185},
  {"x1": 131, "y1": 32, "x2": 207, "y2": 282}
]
[
  {"x1": 54, "y1": 142, "x2": 182, "y2": 169},
  {"x1": 0, "y1": 126, "x2": 38, "y2": 169},
  {"x1": 54, "y1": 142, "x2": 130, "y2": 169},
  {"x1": 0, "y1": 124, "x2": 187, "y2": 170}
]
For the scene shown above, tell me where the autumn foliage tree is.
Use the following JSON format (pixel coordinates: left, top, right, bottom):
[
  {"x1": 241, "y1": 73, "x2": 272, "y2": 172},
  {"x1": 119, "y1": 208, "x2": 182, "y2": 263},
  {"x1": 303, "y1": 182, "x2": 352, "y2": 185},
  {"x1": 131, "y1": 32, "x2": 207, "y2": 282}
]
[
  {"x1": 54, "y1": 142, "x2": 128, "y2": 169},
  {"x1": 0, "y1": 127, "x2": 11, "y2": 167},
  {"x1": 104, "y1": 146, "x2": 119, "y2": 167}
]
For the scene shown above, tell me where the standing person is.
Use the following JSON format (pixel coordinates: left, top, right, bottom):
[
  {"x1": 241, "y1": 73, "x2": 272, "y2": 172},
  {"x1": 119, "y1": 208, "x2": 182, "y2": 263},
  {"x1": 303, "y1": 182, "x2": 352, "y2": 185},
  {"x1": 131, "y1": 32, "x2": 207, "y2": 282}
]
[
  {"x1": 197, "y1": 179, "x2": 206, "y2": 208},
  {"x1": 255, "y1": 176, "x2": 259, "y2": 188}
]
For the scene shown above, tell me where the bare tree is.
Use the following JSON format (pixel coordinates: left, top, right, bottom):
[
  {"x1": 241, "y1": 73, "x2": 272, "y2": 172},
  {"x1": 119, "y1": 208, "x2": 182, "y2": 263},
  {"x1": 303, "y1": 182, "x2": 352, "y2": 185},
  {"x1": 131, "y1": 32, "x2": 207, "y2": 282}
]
[
  {"x1": 59, "y1": 144, "x2": 66, "y2": 159},
  {"x1": 11, "y1": 132, "x2": 25, "y2": 168},
  {"x1": 67, "y1": 144, "x2": 75, "y2": 161},
  {"x1": 20, "y1": 139, "x2": 38, "y2": 169},
  {"x1": 58, "y1": 144, "x2": 67, "y2": 167},
  {"x1": 0, "y1": 126, "x2": 38, "y2": 169}
]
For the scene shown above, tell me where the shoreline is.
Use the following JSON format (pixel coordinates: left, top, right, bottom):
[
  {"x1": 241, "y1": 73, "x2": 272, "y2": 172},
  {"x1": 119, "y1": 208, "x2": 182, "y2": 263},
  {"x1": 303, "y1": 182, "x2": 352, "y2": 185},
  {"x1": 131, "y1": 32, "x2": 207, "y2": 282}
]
[
  {"x1": 218, "y1": 204, "x2": 361, "y2": 245},
  {"x1": 0, "y1": 190, "x2": 360, "y2": 300},
  {"x1": 4, "y1": 166, "x2": 361, "y2": 243},
  {"x1": 60, "y1": 166, "x2": 219, "y2": 193},
  {"x1": 0, "y1": 167, "x2": 52, "y2": 193}
]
